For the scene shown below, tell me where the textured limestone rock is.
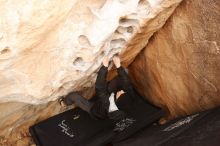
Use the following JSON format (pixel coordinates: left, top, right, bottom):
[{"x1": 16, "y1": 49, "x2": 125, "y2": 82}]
[
  {"x1": 0, "y1": 0, "x2": 182, "y2": 104},
  {"x1": 0, "y1": 0, "x2": 183, "y2": 145},
  {"x1": 129, "y1": 0, "x2": 220, "y2": 120},
  {"x1": 0, "y1": 101, "x2": 63, "y2": 146}
]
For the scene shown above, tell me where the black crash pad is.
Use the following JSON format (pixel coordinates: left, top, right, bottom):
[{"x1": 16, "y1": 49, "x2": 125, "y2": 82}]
[
  {"x1": 114, "y1": 106, "x2": 220, "y2": 146},
  {"x1": 30, "y1": 95, "x2": 164, "y2": 146},
  {"x1": 30, "y1": 108, "x2": 114, "y2": 146}
]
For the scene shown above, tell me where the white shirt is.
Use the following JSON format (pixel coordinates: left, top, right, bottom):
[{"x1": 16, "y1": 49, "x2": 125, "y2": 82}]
[{"x1": 108, "y1": 93, "x2": 119, "y2": 112}]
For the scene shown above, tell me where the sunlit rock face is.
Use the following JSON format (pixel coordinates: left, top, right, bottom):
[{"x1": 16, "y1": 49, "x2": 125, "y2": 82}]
[
  {"x1": 0, "y1": 0, "x2": 181, "y2": 104},
  {"x1": 0, "y1": 101, "x2": 64, "y2": 146},
  {"x1": 0, "y1": 0, "x2": 183, "y2": 145},
  {"x1": 129, "y1": 0, "x2": 220, "y2": 120}
]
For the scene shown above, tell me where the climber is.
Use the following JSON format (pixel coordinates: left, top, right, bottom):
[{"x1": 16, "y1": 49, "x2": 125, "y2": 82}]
[
  {"x1": 60, "y1": 55, "x2": 136, "y2": 121},
  {"x1": 31, "y1": 57, "x2": 164, "y2": 145}
]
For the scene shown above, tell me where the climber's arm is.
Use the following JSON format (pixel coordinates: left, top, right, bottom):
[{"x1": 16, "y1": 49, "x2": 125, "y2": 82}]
[
  {"x1": 113, "y1": 56, "x2": 136, "y2": 101},
  {"x1": 95, "y1": 66, "x2": 109, "y2": 98},
  {"x1": 95, "y1": 58, "x2": 109, "y2": 101},
  {"x1": 116, "y1": 67, "x2": 135, "y2": 100}
]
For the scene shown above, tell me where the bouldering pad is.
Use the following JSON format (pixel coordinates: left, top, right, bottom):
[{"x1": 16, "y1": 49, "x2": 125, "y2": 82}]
[
  {"x1": 30, "y1": 93, "x2": 164, "y2": 146},
  {"x1": 114, "y1": 106, "x2": 220, "y2": 146}
]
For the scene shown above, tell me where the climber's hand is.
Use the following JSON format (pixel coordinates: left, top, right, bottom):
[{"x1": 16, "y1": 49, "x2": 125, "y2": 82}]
[
  {"x1": 102, "y1": 57, "x2": 109, "y2": 67},
  {"x1": 116, "y1": 90, "x2": 125, "y2": 99},
  {"x1": 113, "y1": 56, "x2": 121, "y2": 68}
]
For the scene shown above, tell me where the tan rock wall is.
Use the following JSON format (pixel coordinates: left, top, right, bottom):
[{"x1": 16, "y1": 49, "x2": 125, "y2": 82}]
[
  {"x1": 0, "y1": 0, "x2": 181, "y2": 104},
  {"x1": 0, "y1": 101, "x2": 62, "y2": 146},
  {"x1": 0, "y1": 0, "x2": 183, "y2": 145},
  {"x1": 129, "y1": 0, "x2": 220, "y2": 120}
]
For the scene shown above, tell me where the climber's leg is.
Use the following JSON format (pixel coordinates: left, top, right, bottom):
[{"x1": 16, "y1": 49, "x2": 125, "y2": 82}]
[{"x1": 61, "y1": 92, "x2": 93, "y2": 113}]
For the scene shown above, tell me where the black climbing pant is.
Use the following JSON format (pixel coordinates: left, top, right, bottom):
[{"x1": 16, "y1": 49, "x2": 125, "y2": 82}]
[{"x1": 64, "y1": 76, "x2": 122, "y2": 114}]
